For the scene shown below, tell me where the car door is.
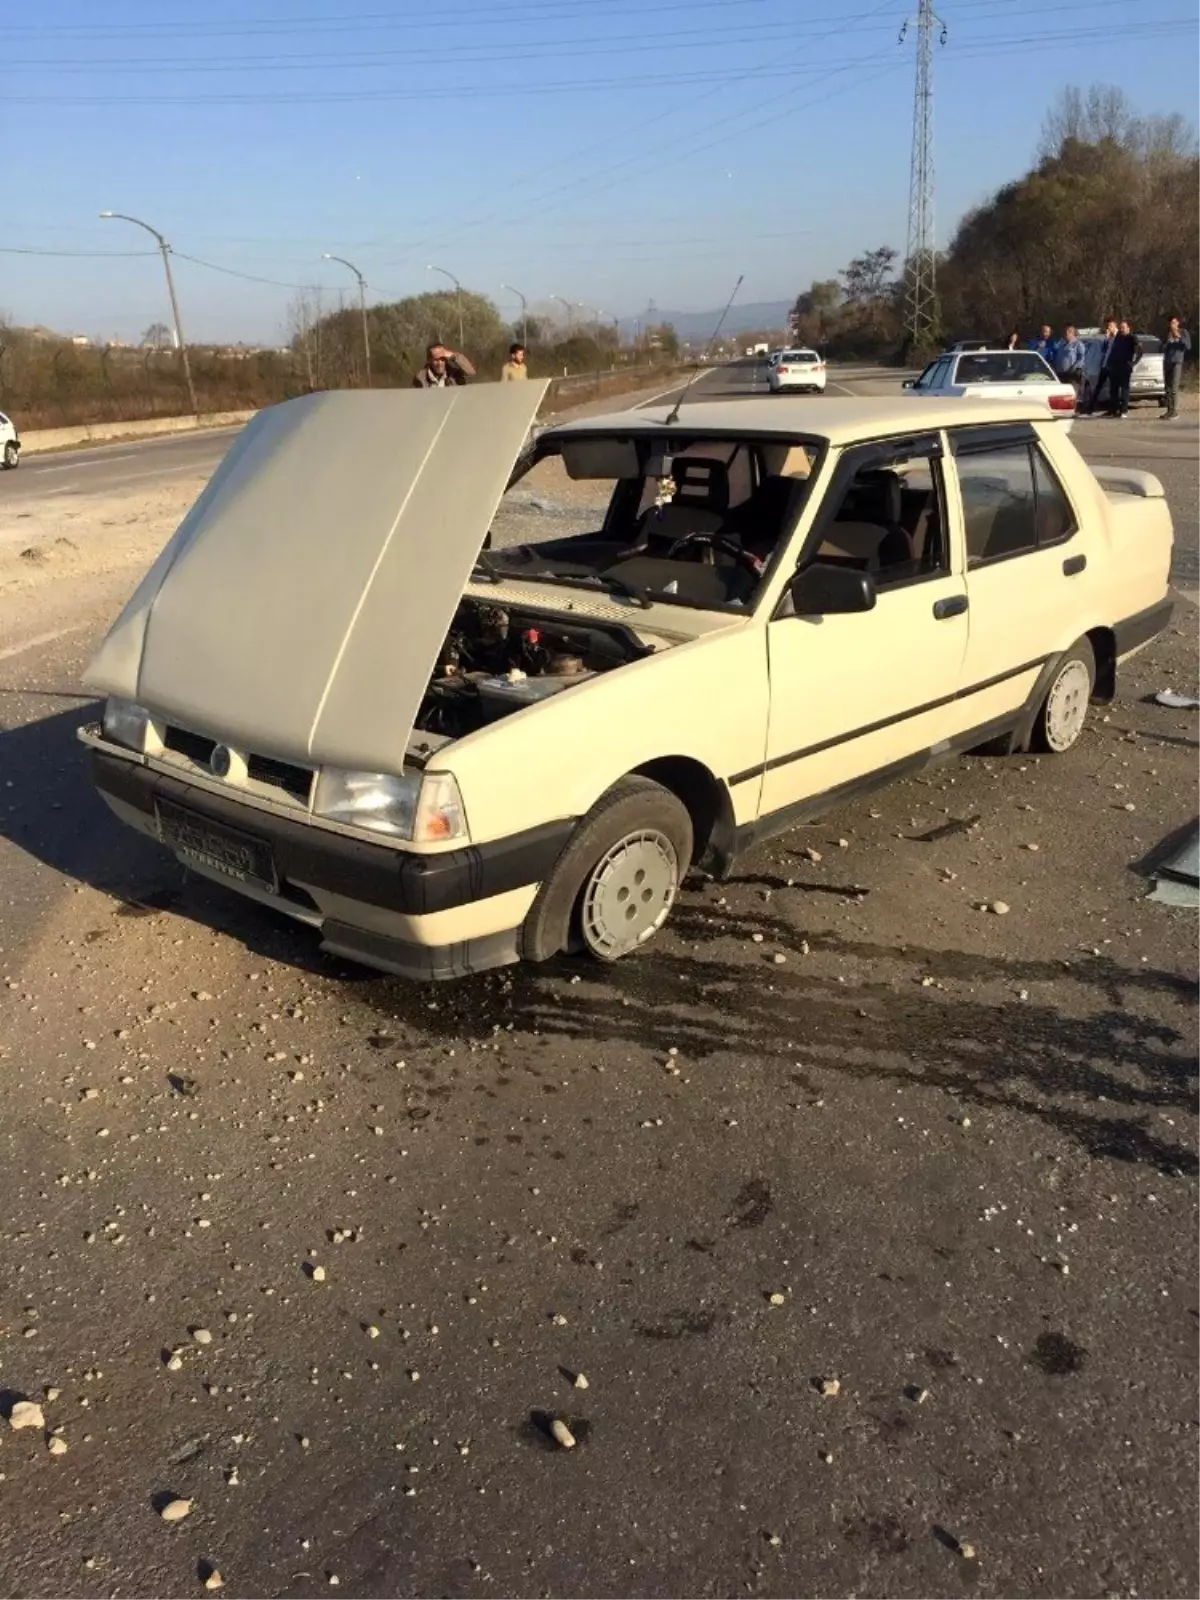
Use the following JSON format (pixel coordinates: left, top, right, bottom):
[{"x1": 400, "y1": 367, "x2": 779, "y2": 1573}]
[
  {"x1": 947, "y1": 423, "x2": 1088, "y2": 730},
  {"x1": 914, "y1": 357, "x2": 951, "y2": 393},
  {"x1": 756, "y1": 432, "x2": 971, "y2": 824}
]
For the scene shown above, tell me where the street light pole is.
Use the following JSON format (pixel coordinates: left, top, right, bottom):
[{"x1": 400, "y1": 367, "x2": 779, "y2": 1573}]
[
  {"x1": 500, "y1": 283, "x2": 528, "y2": 347},
  {"x1": 427, "y1": 264, "x2": 464, "y2": 349},
  {"x1": 100, "y1": 210, "x2": 198, "y2": 416},
  {"x1": 322, "y1": 254, "x2": 371, "y2": 386},
  {"x1": 551, "y1": 295, "x2": 574, "y2": 334}
]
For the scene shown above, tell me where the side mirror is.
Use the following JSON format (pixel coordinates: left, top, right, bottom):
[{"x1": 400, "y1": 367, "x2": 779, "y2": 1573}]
[
  {"x1": 789, "y1": 561, "x2": 877, "y2": 616},
  {"x1": 901, "y1": 378, "x2": 915, "y2": 389}
]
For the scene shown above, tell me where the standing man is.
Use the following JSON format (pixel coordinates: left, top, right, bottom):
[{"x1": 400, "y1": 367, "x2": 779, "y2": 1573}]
[
  {"x1": 1029, "y1": 324, "x2": 1054, "y2": 359},
  {"x1": 1162, "y1": 316, "x2": 1191, "y2": 419},
  {"x1": 1053, "y1": 324, "x2": 1087, "y2": 394},
  {"x1": 501, "y1": 342, "x2": 528, "y2": 382},
  {"x1": 1085, "y1": 318, "x2": 1119, "y2": 415},
  {"x1": 412, "y1": 343, "x2": 475, "y2": 388},
  {"x1": 1106, "y1": 320, "x2": 1141, "y2": 418}
]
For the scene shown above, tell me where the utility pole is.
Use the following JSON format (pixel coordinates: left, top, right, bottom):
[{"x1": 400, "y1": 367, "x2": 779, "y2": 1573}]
[
  {"x1": 323, "y1": 254, "x2": 371, "y2": 386},
  {"x1": 427, "y1": 264, "x2": 464, "y2": 350},
  {"x1": 501, "y1": 283, "x2": 528, "y2": 347},
  {"x1": 100, "y1": 211, "x2": 198, "y2": 415},
  {"x1": 899, "y1": 0, "x2": 945, "y2": 352}
]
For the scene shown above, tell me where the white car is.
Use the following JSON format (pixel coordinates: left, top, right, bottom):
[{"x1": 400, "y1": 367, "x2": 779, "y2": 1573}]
[
  {"x1": 905, "y1": 349, "x2": 1076, "y2": 428},
  {"x1": 0, "y1": 411, "x2": 20, "y2": 469},
  {"x1": 769, "y1": 349, "x2": 826, "y2": 393}
]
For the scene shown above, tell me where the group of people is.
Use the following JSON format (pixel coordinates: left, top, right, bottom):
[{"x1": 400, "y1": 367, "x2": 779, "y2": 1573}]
[
  {"x1": 1004, "y1": 317, "x2": 1191, "y2": 419},
  {"x1": 411, "y1": 341, "x2": 529, "y2": 388}
]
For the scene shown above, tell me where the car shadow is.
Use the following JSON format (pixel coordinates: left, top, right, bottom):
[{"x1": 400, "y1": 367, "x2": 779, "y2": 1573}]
[
  {"x1": 5, "y1": 703, "x2": 1196, "y2": 1180},
  {"x1": 0, "y1": 700, "x2": 354, "y2": 980}
]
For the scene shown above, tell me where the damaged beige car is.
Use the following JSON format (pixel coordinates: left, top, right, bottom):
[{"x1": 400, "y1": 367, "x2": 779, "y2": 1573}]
[{"x1": 81, "y1": 383, "x2": 1172, "y2": 978}]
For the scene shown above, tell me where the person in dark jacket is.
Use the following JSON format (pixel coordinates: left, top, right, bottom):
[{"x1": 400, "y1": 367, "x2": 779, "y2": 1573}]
[
  {"x1": 412, "y1": 343, "x2": 476, "y2": 388},
  {"x1": 1085, "y1": 318, "x2": 1119, "y2": 415},
  {"x1": 1105, "y1": 320, "x2": 1141, "y2": 418},
  {"x1": 1161, "y1": 316, "x2": 1191, "y2": 419}
]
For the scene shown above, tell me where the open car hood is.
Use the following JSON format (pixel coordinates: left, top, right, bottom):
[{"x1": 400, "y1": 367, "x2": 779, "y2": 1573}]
[{"x1": 85, "y1": 383, "x2": 548, "y2": 770}]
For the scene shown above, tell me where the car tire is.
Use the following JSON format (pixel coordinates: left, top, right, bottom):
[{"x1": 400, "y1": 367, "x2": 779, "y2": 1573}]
[
  {"x1": 1031, "y1": 640, "x2": 1095, "y2": 754},
  {"x1": 520, "y1": 776, "x2": 693, "y2": 964},
  {"x1": 2, "y1": 442, "x2": 18, "y2": 470}
]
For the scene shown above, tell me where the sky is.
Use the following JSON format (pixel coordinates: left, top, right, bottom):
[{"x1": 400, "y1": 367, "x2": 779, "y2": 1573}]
[{"x1": 3, "y1": 0, "x2": 1197, "y2": 345}]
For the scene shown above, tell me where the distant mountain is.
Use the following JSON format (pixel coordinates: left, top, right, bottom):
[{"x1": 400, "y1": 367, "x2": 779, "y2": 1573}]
[{"x1": 625, "y1": 301, "x2": 792, "y2": 340}]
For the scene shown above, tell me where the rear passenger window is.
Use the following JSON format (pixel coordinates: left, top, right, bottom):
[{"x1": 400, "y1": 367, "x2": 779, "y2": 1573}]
[
  {"x1": 1031, "y1": 447, "x2": 1076, "y2": 543},
  {"x1": 957, "y1": 442, "x2": 1076, "y2": 565}
]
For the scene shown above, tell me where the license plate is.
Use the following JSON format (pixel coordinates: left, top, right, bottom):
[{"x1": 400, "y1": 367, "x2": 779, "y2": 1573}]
[{"x1": 157, "y1": 800, "x2": 277, "y2": 892}]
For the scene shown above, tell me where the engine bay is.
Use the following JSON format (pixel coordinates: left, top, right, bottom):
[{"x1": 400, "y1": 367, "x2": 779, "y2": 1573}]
[{"x1": 413, "y1": 598, "x2": 650, "y2": 742}]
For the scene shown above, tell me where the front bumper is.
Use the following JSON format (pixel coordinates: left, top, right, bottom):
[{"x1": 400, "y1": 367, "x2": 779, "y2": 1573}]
[{"x1": 87, "y1": 741, "x2": 574, "y2": 979}]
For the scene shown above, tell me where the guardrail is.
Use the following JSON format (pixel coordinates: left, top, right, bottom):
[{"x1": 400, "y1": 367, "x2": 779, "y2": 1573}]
[{"x1": 19, "y1": 365, "x2": 691, "y2": 456}]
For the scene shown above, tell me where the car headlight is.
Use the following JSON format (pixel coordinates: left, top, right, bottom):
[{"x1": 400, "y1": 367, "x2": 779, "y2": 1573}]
[
  {"x1": 312, "y1": 769, "x2": 467, "y2": 844},
  {"x1": 102, "y1": 697, "x2": 153, "y2": 753}
]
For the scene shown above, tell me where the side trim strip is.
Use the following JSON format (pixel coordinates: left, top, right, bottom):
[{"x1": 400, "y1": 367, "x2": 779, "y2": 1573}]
[
  {"x1": 731, "y1": 711, "x2": 1021, "y2": 854},
  {"x1": 728, "y1": 653, "x2": 1047, "y2": 786}
]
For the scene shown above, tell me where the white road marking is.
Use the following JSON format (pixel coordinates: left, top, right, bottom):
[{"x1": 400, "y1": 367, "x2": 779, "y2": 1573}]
[
  {"x1": 34, "y1": 452, "x2": 140, "y2": 474},
  {"x1": 0, "y1": 621, "x2": 91, "y2": 663},
  {"x1": 43, "y1": 460, "x2": 213, "y2": 495},
  {"x1": 634, "y1": 371, "x2": 714, "y2": 410}
]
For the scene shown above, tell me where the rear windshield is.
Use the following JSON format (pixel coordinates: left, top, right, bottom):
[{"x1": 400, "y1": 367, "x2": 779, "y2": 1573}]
[
  {"x1": 1137, "y1": 335, "x2": 1162, "y2": 353},
  {"x1": 955, "y1": 352, "x2": 1054, "y2": 384},
  {"x1": 781, "y1": 351, "x2": 819, "y2": 363}
]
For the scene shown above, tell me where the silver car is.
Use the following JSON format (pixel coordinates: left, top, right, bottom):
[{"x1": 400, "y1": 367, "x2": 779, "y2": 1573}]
[{"x1": 1081, "y1": 334, "x2": 1166, "y2": 408}]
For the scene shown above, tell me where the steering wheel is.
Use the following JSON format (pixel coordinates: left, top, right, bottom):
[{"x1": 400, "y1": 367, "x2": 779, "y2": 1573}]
[{"x1": 666, "y1": 532, "x2": 764, "y2": 577}]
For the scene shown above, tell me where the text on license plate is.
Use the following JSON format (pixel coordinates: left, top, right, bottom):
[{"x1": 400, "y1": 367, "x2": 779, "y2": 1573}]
[{"x1": 156, "y1": 800, "x2": 277, "y2": 891}]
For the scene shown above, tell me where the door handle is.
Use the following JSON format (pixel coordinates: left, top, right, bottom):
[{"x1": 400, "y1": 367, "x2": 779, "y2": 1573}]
[
  {"x1": 1062, "y1": 553, "x2": 1086, "y2": 576},
  {"x1": 933, "y1": 595, "x2": 968, "y2": 620}
]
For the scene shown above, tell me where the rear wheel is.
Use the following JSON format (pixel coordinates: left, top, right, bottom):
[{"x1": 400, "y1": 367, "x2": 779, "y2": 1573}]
[
  {"x1": 521, "y1": 777, "x2": 693, "y2": 964},
  {"x1": 1032, "y1": 641, "x2": 1095, "y2": 753},
  {"x1": 2, "y1": 441, "x2": 18, "y2": 470}
]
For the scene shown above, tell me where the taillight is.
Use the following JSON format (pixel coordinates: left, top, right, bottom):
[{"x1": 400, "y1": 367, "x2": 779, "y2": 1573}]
[
  {"x1": 1048, "y1": 393, "x2": 1076, "y2": 412},
  {"x1": 778, "y1": 366, "x2": 789, "y2": 374}
]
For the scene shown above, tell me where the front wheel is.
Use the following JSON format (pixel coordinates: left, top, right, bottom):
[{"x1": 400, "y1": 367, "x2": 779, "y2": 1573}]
[
  {"x1": 1032, "y1": 641, "x2": 1095, "y2": 753},
  {"x1": 520, "y1": 777, "x2": 693, "y2": 964},
  {"x1": 2, "y1": 442, "x2": 18, "y2": 470}
]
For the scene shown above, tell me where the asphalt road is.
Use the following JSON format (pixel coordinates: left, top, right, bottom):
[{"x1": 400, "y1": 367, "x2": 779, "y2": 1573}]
[
  {"x1": 1, "y1": 426, "x2": 245, "y2": 503},
  {"x1": 0, "y1": 364, "x2": 1195, "y2": 1599}
]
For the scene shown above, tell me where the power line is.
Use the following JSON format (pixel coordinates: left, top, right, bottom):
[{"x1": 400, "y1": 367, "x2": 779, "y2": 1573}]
[
  {"x1": 0, "y1": 245, "x2": 158, "y2": 257},
  {"x1": 4, "y1": 0, "x2": 777, "y2": 38},
  {"x1": 9, "y1": 0, "x2": 1173, "y2": 69},
  {"x1": 8, "y1": 19, "x2": 1191, "y2": 102},
  {"x1": 173, "y1": 254, "x2": 331, "y2": 291},
  {"x1": 2, "y1": 20, "x2": 823, "y2": 71}
]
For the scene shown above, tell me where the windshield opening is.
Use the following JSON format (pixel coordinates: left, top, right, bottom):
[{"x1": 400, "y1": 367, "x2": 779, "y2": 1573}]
[{"x1": 482, "y1": 431, "x2": 825, "y2": 613}]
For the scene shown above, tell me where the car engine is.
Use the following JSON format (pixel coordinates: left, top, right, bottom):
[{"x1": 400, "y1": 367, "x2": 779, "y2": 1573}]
[{"x1": 415, "y1": 600, "x2": 645, "y2": 739}]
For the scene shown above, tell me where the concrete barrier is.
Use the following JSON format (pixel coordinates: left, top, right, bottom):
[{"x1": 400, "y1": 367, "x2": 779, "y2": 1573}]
[
  {"x1": 22, "y1": 410, "x2": 258, "y2": 455},
  {"x1": 19, "y1": 366, "x2": 690, "y2": 457}
]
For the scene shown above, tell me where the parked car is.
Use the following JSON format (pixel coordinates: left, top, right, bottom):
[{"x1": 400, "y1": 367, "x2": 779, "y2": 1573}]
[
  {"x1": 1079, "y1": 333, "x2": 1165, "y2": 410},
  {"x1": 0, "y1": 411, "x2": 20, "y2": 469},
  {"x1": 81, "y1": 386, "x2": 1173, "y2": 980},
  {"x1": 905, "y1": 349, "x2": 1077, "y2": 428},
  {"x1": 769, "y1": 349, "x2": 827, "y2": 393}
]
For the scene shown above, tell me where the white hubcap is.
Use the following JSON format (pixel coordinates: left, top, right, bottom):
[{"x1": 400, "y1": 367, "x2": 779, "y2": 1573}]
[
  {"x1": 581, "y1": 830, "x2": 679, "y2": 959},
  {"x1": 1045, "y1": 659, "x2": 1091, "y2": 750}
]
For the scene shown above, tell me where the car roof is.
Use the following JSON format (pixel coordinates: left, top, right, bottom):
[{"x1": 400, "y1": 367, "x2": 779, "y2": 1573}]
[{"x1": 547, "y1": 395, "x2": 1051, "y2": 446}]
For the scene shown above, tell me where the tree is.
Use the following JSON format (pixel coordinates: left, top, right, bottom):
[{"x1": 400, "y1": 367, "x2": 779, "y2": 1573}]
[
  {"x1": 840, "y1": 247, "x2": 898, "y2": 305},
  {"x1": 142, "y1": 321, "x2": 173, "y2": 349}
]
